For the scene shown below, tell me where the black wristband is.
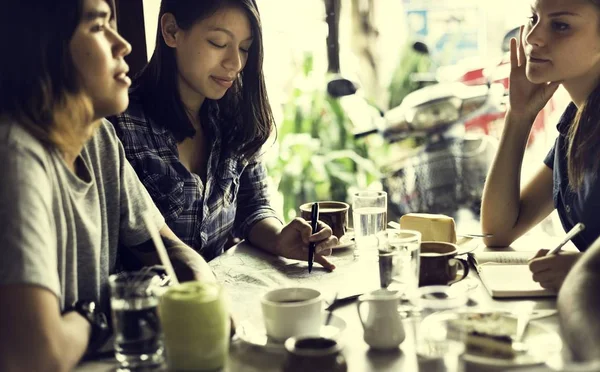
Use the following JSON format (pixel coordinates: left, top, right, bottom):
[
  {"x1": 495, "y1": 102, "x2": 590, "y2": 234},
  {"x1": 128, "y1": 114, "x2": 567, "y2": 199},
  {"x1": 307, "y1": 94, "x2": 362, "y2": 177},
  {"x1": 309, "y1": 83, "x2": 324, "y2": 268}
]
[{"x1": 65, "y1": 300, "x2": 111, "y2": 353}]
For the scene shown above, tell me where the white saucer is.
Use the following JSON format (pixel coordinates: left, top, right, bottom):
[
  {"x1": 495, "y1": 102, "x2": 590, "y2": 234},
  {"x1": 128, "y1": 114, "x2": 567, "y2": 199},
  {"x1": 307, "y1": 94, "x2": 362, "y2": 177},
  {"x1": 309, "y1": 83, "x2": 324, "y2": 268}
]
[
  {"x1": 235, "y1": 313, "x2": 347, "y2": 353},
  {"x1": 456, "y1": 237, "x2": 483, "y2": 255}
]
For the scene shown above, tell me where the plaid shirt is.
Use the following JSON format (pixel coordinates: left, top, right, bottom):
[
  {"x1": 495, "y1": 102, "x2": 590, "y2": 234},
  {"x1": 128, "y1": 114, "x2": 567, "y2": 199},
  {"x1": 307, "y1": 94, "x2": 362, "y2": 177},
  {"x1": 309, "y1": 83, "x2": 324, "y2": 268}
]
[{"x1": 109, "y1": 94, "x2": 281, "y2": 261}]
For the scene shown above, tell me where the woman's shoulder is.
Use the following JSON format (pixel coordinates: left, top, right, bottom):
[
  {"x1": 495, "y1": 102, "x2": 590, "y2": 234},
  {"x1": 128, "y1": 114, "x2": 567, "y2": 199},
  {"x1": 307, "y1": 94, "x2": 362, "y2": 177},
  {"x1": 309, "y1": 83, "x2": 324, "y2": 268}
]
[
  {"x1": 112, "y1": 91, "x2": 168, "y2": 134},
  {"x1": 0, "y1": 116, "x2": 52, "y2": 165},
  {"x1": 111, "y1": 93, "x2": 152, "y2": 131},
  {"x1": 556, "y1": 102, "x2": 577, "y2": 135},
  {"x1": 109, "y1": 96, "x2": 170, "y2": 149}
]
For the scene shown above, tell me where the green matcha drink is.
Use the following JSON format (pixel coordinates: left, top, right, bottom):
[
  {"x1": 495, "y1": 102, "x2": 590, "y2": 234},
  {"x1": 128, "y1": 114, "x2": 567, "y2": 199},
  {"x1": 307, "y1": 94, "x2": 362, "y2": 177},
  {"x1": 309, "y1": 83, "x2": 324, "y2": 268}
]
[{"x1": 159, "y1": 281, "x2": 230, "y2": 371}]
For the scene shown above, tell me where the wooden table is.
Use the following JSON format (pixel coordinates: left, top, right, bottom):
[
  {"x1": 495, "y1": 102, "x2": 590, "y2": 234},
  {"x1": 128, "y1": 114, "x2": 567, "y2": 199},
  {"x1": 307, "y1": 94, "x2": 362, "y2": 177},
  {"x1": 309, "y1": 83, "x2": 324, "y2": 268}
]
[{"x1": 77, "y1": 237, "x2": 572, "y2": 372}]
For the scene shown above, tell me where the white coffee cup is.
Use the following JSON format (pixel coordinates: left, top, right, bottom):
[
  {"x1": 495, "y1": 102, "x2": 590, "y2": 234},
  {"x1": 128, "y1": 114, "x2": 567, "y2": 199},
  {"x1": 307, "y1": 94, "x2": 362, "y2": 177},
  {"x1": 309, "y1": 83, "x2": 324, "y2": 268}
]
[{"x1": 261, "y1": 287, "x2": 322, "y2": 341}]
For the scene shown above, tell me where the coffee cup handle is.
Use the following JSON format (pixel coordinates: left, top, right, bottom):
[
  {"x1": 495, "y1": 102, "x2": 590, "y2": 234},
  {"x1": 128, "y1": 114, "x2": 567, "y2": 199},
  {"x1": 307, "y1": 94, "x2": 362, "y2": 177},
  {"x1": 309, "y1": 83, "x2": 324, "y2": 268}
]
[
  {"x1": 356, "y1": 299, "x2": 368, "y2": 331},
  {"x1": 448, "y1": 258, "x2": 470, "y2": 285}
]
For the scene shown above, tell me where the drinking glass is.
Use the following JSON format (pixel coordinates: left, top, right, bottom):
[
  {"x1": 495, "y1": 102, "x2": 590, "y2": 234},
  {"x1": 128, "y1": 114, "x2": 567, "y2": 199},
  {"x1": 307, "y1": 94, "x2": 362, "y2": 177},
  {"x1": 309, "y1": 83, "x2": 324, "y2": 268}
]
[
  {"x1": 109, "y1": 270, "x2": 165, "y2": 371},
  {"x1": 160, "y1": 281, "x2": 230, "y2": 371},
  {"x1": 380, "y1": 229, "x2": 421, "y2": 293},
  {"x1": 415, "y1": 286, "x2": 468, "y2": 372},
  {"x1": 379, "y1": 229, "x2": 421, "y2": 317},
  {"x1": 352, "y1": 190, "x2": 387, "y2": 258}
]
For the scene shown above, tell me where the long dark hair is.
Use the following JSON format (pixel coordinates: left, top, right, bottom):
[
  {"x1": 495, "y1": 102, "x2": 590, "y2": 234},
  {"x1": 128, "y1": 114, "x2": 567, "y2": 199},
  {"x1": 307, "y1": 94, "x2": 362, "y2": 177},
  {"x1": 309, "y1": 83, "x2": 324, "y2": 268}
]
[
  {"x1": 133, "y1": 0, "x2": 274, "y2": 160},
  {"x1": 0, "y1": 0, "x2": 95, "y2": 152},
  {"x1": 567, "y1": 85, "x2": 600, "y2": 189},
  {"x1": 567, "y1": 0, "x2": 600, "y2": 189}
]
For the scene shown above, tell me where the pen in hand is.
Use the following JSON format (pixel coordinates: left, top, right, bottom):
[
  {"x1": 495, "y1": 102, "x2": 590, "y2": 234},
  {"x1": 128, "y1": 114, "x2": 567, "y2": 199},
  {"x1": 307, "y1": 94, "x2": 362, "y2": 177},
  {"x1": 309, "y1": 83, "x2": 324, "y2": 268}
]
[
  {"x1": 545, "y1": 222, "x2": 585, "y2": 256},
  {"x1": 308, "y1": 202, "x2": 319, "y2": 273}
]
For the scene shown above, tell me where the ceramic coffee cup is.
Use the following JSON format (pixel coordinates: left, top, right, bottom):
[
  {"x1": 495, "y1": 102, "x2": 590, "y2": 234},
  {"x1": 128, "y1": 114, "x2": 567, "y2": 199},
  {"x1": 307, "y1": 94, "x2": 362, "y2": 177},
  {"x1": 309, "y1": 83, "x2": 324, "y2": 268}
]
[
  {"x1": 299, "y1": 201, "x2": 349, "y2": 240},
  {"x1": 419, "y1": 242, "x2": 469, "y2": 286},
  {"x1": 261, "y1": 287, "x2": 323, "y2": 341}
]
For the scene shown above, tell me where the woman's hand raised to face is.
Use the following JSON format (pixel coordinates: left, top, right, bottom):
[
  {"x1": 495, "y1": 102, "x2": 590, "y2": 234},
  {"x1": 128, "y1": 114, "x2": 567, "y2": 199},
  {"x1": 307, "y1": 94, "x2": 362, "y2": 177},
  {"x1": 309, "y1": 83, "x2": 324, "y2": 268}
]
[
  {"x1": 274, "y1": 218, "x2": 338, "y2": 271},
  {"x1": 508, "y1": 25, "x2": 560, "y2": 121}
]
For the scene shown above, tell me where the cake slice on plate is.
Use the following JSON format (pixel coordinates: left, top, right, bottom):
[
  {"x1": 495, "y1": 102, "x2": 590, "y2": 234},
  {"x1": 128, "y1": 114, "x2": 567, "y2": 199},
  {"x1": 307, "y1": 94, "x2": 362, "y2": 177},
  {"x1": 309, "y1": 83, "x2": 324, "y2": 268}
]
[{"x1": 448, "y1": 312, "x2": 517, "y2": 358}]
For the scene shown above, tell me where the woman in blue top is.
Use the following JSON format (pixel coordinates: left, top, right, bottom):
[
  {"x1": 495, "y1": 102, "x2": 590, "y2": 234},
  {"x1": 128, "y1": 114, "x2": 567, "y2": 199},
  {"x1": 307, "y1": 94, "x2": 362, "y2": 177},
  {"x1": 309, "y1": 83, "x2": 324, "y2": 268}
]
[
  {"x1": 482, "y1": 0, "x2": 600, "y2": 290},
  {"x1": 110, "y1": 0, "x2": 337, "y2": 268}
]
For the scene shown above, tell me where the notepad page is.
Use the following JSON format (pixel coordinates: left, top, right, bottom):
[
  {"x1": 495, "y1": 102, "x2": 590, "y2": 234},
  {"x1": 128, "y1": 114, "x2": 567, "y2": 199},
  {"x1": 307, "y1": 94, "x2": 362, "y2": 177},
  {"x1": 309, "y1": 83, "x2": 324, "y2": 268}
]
[{"x1": 478, "y1": 265, "x2": 556, "y2": 298}]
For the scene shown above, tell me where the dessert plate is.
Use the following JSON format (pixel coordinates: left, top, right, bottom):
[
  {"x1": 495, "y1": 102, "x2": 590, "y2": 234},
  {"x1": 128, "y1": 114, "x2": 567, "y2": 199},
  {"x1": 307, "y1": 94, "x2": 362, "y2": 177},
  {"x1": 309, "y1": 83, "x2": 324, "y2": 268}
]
[
  {"x1": 456, "y1": 237, "x2": 483, "y2": 255},
  {"x1": 235, "y1": 313, "x2": 347, "y2": 353},
  {"x1": 421, "y1": 310, "x2": 562, "y2": 367}
]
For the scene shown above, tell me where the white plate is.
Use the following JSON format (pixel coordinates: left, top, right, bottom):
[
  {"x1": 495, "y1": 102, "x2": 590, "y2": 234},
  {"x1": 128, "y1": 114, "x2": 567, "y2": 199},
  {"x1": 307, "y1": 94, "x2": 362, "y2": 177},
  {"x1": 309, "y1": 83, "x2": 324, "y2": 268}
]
[
  {"x1": 456, "y1": 237, "x2": 483, "y2": 255},
  {"x1": 235, "y1": 313, "x2": 347, "y2": 353},
  {"x1": 422, "y1": 310, "x2": 562, "y2": 368}
]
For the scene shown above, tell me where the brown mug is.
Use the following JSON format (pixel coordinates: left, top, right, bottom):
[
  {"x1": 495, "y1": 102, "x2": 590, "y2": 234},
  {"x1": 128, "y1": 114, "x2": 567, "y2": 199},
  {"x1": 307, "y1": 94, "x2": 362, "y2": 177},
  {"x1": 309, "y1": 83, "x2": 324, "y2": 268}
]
[
  {"x1": 419, "y1": 242, "x2": 469, "y2": 287},
  {"x1": 299, "y1": 201, "x2": 349, "y2": 239}
]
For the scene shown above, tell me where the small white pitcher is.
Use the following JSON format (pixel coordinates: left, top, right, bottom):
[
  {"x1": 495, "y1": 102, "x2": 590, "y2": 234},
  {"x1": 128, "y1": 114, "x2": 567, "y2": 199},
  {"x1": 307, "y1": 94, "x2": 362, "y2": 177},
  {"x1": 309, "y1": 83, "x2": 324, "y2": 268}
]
[{"x1": 357, "y1": 289, "x2": 405, "y2": 350}]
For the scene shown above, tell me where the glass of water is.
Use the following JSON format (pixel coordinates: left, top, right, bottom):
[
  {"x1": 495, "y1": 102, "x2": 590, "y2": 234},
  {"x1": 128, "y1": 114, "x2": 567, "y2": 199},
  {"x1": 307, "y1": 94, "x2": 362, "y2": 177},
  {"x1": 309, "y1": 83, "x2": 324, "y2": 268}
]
[
  {"x1": 379, "y1": 229, "x2": 421, "y2": 298},
  {"x1": 352, "y1": 190, "x2": 388, "y2": 258},
  {"x1": 415, "y1": 286, "x2": 468, "y2": 372},
  {"x1": 109, "y1": 270, "x2": 165, "y2": 371}
]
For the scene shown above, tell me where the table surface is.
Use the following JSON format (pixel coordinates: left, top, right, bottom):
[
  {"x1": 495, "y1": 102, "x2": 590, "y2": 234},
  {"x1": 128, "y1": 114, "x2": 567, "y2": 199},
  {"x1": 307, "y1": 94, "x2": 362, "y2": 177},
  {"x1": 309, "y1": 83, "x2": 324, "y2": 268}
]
[{"x1": 77, "y1": 235, "x2": 577, "y2": 372}]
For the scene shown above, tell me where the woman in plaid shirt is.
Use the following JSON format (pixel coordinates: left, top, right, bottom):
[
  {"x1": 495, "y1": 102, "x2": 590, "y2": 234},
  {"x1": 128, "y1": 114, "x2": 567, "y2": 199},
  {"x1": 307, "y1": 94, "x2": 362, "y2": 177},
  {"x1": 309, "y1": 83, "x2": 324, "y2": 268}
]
[{"x1": 110, "y1": 0, "x2": 338, "y2": 268}]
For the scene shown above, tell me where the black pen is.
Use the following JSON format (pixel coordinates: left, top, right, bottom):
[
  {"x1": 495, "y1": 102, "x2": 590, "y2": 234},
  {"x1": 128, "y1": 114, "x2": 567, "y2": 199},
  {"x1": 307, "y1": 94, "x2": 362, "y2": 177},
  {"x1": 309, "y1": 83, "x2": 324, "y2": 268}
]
[{"x1": 308, "y1": 202, "x2": 319, "y2": 273}]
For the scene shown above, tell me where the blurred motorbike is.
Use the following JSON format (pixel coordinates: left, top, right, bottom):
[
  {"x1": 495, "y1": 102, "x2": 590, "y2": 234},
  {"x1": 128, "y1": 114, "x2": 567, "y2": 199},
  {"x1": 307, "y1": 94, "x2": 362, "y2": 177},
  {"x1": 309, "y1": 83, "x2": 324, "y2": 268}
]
[{"x1": 328, "y1": 64, "x2": 502, "y2": 223}]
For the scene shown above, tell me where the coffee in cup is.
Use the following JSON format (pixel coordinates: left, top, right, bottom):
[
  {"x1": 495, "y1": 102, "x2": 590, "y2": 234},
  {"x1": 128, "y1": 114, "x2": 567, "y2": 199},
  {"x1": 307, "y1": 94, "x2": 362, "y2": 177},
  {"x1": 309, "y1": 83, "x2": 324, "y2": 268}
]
[
  {"x1": 261, "y1": 287, "x2": 323, "y2": 341},
  {"x1": 419, "y1": 242, "x2": 469, "y2": 286},
  {"x1": 299, "y1": 201, "x2": 349, "y2": 239}
]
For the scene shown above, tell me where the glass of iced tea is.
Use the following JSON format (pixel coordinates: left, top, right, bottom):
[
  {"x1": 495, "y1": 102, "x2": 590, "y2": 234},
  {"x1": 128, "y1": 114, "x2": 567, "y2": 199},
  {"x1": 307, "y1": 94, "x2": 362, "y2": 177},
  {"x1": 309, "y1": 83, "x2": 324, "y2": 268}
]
[{"x1": 109, "y1": 270, "x2": 165, "y2": 371}]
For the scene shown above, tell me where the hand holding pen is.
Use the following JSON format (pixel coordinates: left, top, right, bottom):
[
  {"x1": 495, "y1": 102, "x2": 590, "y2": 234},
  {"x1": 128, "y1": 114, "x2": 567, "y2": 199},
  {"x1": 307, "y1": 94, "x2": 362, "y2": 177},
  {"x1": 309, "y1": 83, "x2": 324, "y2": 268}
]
[
  {"x1": 267, "y1": 202, "x2": 337, "y2": 271},
  {"x1": 545, "y1": 223, "x2": 585, "y2": 256},
  {"x1": 528, "y1": 222, "x2": 585, "y2": 290},
  {"x1": 308, "y1": 202, "x2": 319, "y2": 273}
]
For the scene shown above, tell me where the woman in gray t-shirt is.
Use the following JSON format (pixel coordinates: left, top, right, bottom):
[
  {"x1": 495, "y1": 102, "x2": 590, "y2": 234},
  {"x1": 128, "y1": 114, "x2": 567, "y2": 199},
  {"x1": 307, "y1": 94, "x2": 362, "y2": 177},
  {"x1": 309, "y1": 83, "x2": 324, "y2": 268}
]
[{"x1": 0, "y1": 0, "x2": 215, "y2": 370}]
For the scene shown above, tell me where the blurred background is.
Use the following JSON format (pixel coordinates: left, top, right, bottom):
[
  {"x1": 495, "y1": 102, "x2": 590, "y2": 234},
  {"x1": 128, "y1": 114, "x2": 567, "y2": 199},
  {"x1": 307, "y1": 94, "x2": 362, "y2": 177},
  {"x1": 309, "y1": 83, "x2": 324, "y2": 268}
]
[{"x1": 119, "y1": 0, "x2": 569, "y2": 235}]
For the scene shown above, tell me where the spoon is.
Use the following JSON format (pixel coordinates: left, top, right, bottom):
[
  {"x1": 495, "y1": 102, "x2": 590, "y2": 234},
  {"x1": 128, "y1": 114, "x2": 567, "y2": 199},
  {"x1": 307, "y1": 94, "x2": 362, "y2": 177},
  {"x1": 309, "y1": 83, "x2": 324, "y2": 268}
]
[
  {"x1": 512, "y1": 301, "x2": 535, "y2": 353},
  {"x1": 458, "y1": 233, "x2": 494, "y2": 238},
  {"x1": 325, "y1": 292, "x2": 338, "y2": 326}
]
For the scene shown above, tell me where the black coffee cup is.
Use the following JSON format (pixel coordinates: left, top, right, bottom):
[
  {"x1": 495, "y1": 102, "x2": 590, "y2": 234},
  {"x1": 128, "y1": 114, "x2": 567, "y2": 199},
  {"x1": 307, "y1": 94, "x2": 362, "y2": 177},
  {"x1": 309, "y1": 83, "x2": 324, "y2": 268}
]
[
  {"x1": 419, "y1": 242, "x2": 469, "y2": 287},
  {"x1": 299, "y1": 201, "x2": 349, "y2": 240}
]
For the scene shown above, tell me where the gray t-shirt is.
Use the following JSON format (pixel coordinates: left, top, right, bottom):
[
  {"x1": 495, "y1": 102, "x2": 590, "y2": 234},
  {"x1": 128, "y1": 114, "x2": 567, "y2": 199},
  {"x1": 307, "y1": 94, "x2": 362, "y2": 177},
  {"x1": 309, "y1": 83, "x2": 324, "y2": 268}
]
[{"x1": 0, "y1": 118, "x2": 165, "y2": 311}]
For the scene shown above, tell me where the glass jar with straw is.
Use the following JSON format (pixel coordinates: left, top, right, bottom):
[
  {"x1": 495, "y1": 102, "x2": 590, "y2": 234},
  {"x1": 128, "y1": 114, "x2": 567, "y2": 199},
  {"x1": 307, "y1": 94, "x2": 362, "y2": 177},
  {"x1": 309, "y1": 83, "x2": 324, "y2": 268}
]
[{"x1": 140, "y1": 212, "x2": 231, "y2": 371}]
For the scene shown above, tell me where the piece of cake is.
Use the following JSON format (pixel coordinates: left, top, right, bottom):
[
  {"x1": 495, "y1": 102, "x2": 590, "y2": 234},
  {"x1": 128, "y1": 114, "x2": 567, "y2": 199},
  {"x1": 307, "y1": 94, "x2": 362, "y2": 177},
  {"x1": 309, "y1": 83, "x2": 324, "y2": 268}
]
[
  {"x1": 399, "y1": 213, "x2": 457, "y2": 243},
  {"x1": 465, "y1": 331, "x2": 514, "y2": 358},
  {"x1": 448, "y1": 312, "x2": 516, "y2": 359}
]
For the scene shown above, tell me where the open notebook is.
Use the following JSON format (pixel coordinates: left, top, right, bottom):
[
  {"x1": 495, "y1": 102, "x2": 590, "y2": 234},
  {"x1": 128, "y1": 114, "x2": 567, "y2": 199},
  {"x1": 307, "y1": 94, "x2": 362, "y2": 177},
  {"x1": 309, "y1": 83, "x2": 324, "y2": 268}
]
[{"x1": 470, "y1": 250, "x2": 557, "y2": 298}]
